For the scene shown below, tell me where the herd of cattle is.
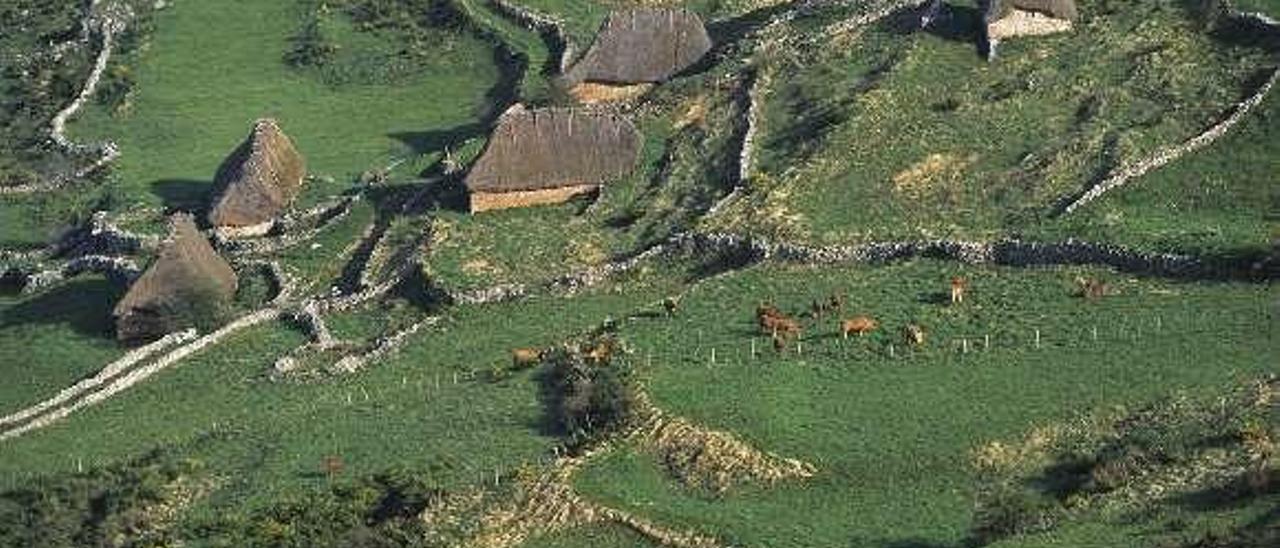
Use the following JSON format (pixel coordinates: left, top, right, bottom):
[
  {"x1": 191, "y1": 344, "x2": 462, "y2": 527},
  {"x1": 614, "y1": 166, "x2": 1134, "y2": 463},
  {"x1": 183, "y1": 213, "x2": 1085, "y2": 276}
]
[{"x1": 510, "y1": 275, "x2": 1111, "y2": 364}]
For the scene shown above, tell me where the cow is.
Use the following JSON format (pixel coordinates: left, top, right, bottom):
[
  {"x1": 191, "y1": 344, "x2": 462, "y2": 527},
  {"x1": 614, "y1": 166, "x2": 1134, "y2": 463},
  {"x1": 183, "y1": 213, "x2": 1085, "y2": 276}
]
[
  {"x1": 950, "y1": 276, "x2": 968, "y2": 305},
  {"x1": 757, "y1": 303, "x2": 788, "y2": 333},
  {"x1": 511, "y1": 347, "x2": 542, "y2": 369},
  {"x1": 772, "y1": 316, "x2": 802, "y2": 339},
  {"x1": 839, "y1": 316, "x2": 879, "y2": 339},
  {"x1": 1076, "y1": 276, "x2": 1108, "y2": 301},
  {"x1": 903, "y1": 324, "x2": 926, "y2": 347}
]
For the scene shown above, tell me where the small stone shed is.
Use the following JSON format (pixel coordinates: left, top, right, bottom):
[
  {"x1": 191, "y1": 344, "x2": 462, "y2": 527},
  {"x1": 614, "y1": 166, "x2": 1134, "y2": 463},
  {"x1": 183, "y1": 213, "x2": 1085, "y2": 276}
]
[
  {"x1": 463, "y1": 105, "x2": 642, "y2": 213},
  {"x1": 207, "y1": 118, "x2": 307, "y2": 231},
  {"x1": 113, "y1": 214, "x2": 237, "y2": 341}
]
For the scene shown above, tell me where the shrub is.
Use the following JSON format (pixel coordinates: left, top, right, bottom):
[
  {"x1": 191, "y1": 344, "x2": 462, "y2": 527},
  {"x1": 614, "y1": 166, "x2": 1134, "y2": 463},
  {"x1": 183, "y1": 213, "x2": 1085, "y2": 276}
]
[
  {"x1": 0, "y1": 450, "x2": 204, "y2": 548},
  {"x1": 970, "y1": 482, "x2": 1061, "y2": 544},
  {"x1": 540, "y1": 342, "x2": 637, "y2": 444},
  {"x1": 284, "y1": 14, "x2": 337, "y2": 68}
]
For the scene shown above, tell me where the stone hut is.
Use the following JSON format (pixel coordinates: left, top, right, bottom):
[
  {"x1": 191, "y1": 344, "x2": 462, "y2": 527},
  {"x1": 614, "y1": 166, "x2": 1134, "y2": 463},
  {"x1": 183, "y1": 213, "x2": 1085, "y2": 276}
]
[
  {"x1": 207, "y1": 118, "x2": 306, "y2": 232},
  {"x1": 984, "y1": 0, "x2": 1078, "y2": 58},
  {"x1": 562, "y1": 8, "x2": 711, "y2": 103},
  {"x1": 113, "y1": 214, "x2": 237, "y2": 341},
  {"x1": 464, "y1": 105, "x2": 642, "y2": 213}
]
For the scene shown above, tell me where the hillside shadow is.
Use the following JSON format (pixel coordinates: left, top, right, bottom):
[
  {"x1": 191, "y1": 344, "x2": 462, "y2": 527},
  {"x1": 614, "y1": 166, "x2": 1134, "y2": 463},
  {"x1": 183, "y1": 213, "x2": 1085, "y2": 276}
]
[
  {"x1": 150, "y1": 179, "x2": 211, "y2": 215},
  {"x1": 0, "y1": 278, "x2": 124, "y2": 338}
]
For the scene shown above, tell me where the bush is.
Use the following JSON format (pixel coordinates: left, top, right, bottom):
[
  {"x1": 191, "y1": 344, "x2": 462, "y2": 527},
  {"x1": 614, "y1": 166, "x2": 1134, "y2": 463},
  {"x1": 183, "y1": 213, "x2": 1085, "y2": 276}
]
[
  {"x1": 284, "y1": 15, "x2": 337, "y2": 68},
  {"x1": 0, "y1": 450, "x2": 203, "y2": 548},
  {"x1": 540, "y1": 342, "x2": 637, "y2": 444},
  {"x1": 970, "y1": 482, "x2": 1061, "y2": 544},
  {"x1": 185, "y1": 467, "x2": 440, "y2": 547}
]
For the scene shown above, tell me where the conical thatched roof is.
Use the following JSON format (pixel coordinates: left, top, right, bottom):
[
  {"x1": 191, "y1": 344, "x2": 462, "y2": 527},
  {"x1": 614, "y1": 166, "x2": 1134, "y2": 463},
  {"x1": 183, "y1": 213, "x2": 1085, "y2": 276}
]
[
  {"x1": 207, "y1": 118, "x2": 306, "y2": 228},
  {"x1": 986, "y1": 0, "x2": 1079, "y2": 22},
  {"x1": 114, "y1": 214, "x2": 237, "y2": 341},
  {"x1": 464, "y1": 105, "x2": 641, "y2": 193},
  {"x1": 564, "y1": 8, "x2": 711, "y2": 85}
]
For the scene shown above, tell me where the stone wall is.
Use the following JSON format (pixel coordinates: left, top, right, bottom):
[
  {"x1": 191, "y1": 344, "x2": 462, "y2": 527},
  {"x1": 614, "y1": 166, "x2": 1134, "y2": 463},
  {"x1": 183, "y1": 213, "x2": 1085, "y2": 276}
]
[
  {"x1": 1, "y1": 0, "x2": 130, "y2": 195},
  {"x1": 470, "y1": 184, "x2": 600, "y2": 212},
  {"x1": 1059, "y1": 6, "x2": 1280, "y2": 215}
]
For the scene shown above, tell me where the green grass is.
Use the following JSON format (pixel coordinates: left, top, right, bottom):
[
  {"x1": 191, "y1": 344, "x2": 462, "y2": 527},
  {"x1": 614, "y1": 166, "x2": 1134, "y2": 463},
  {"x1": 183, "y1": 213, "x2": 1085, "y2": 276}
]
[
  {"x1": 1029, "y1": 55, "x2": 1280, "y2": 257},
  {"x1": 716, "y1": 0, "x2": 1278, "y2": 251},
  {"x1": 509, "y1": 0, "x2": 611, "y2": 52},
  {"x1": 569, "y1": 260, "x2": 1278, "y2": 547},
  {"x1": 67, "y1": 0, "x2": 500, "y2": 215},
  {"x1": 0, "y1": 268, "x2": 679, "y2": 515},
  {"x1": 1236, "y1": 0, "x2": 1280, "y2": 16},
  {"x1": 2, "y1": 0, "x2": 1278, "y2": 545},
  {"x1": 523, "y1": 521, "x2": 657, "y2": 548},
  {"x1": 0, "y1": 277, "x2": 126, "y2": 411}
]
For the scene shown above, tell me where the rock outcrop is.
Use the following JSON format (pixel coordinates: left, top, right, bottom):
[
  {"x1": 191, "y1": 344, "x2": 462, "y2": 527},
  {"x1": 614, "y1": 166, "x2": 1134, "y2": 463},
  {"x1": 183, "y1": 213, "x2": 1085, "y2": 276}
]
[
  {"x1": 985, "y1": 0, "x2": 1078, "y2": 42},
  {"x1": 207, "y1": 118, "x2": 306, "y2": 228},
  {"x1": 113, "y1": 214, "x2": 237, "y2": 341},
  {"x1": 564, "y1": 8, "x2": 711, "y2": 86}
]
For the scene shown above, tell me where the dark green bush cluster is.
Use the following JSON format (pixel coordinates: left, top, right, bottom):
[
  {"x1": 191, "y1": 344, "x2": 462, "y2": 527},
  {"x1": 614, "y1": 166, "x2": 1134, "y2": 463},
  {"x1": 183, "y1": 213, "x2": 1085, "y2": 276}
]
[
  {"x1": 284, "y1": 12, "x2": 339, "y2": 68},
  {"x1": 970, "y1": 482, "x2": 1062, "y2": 543},
  {"x1": 540, "y1": 340, "x2": 638, "y2": 444},
  {"x1": 284, "y1": 0, "x2": 470, "y2": 87},
  {"x1": 343, "y1": 0, "x2": 466, "y2": 33},
  {"x1": 190, "y1": 469, "x2": 442, "y2": 547},
  {"x1": 970, "y1": 378, "x2": 1278, "y2": 545},
  {"x1": 0, "y1": 450, "x2": 202, "y2": 548}
]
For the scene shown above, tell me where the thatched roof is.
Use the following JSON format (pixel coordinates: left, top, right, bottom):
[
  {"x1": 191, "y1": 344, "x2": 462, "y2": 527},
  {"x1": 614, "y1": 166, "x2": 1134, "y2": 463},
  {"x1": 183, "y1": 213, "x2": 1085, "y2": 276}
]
[
  {"x1": 564, "y1": 8, "x2": 711, "y2": 85},
  {"x1": 986, "y1": 0, "x2": 1079, "y2": 22},
  {"x1": 207, "y1": 118, "x2": 306, "y2": 228},
  {"x1": 113, "y1": 214, "x2": 237, "y2": 341},
  {"x1": 464, "y1": 105, "x2": 641, "y2": 193}
]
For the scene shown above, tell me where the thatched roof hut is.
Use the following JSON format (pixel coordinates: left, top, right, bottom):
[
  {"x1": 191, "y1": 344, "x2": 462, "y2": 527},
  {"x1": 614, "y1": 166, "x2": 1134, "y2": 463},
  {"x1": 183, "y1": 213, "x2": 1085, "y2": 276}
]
[
  {"x1": 463, "y1": 105, "x2": 641, "y2": 212},
  {"x1": 113, "y1": 214, "x2": 237, "y2": 341},
  {"x1": 984, "y1": 0, "x2": 1078, "y2": 58},
  {"x1": 564, "y1": 8, "x2": 711, "y2": 86},
  {"x1": 207, "y1": 118, "x2": 306, "y2": 229}
]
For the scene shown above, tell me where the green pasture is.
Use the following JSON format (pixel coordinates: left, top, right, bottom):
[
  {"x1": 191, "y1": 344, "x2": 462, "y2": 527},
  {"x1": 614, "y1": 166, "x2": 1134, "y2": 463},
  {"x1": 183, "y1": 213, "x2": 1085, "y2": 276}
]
[
  {"x1": 0, "y1": 268, "x2": 679, "y2": 514},
  {"x1": 570, "y1": 259, "x2": 1278, "y2": 547},
  {"x1": 716, "y1": 0, "x2": 1278, "y2": 253},
  {"x1": 0, "y1": 276, "x2": 126, "y2": 412},
  {"x1": 66, "y1": 0, "x2": 500, "y2": 217}
]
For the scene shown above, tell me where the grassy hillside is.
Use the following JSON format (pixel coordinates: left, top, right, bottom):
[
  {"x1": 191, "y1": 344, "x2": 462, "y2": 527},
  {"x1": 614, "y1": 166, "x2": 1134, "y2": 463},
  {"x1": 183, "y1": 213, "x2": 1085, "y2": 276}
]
[
  {"x1": 714, "y1": 0, "x2": 1279, "y2": 254},
  {"x1": 0, "y1": 277, "x2": 126, "y2": 411},
  {"x1": 0, "y1": 0, "x2": 1277, "y2": 546},
  {"x1": 569, "y1": 260, "x2": 1278, "y2": 546},
  {"x1": 67, "y1": 0, "x2": 501, "y2": 213}
]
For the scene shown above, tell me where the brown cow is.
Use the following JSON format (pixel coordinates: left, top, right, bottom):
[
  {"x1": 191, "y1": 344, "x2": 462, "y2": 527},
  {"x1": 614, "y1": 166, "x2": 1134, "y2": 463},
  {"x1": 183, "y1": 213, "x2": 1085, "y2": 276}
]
[
  {"x1": 511, "y1": 347, "x2": 542, "y2": 369},
  {"x1": 903, "y1": 324, "x2": 926, "y2": 347},
  {"x1": 839, "y1": 315, "x2": 879, "y2": 339},
  {"x1": 772, "y1": 317, "x2": 802, "y2": 338},
  {"x1": 1076, "y1": 276, "x2": 1108, "y2": 301},
  {"x1": 757, "y1": 302, "x2": 783, "y2": 321},
  {"x1": 950, "y1": 276, "x2": 968, "y2": 305},
  {"x1": 757, "y1": 303, "x2": 787, "y2": 333}
]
